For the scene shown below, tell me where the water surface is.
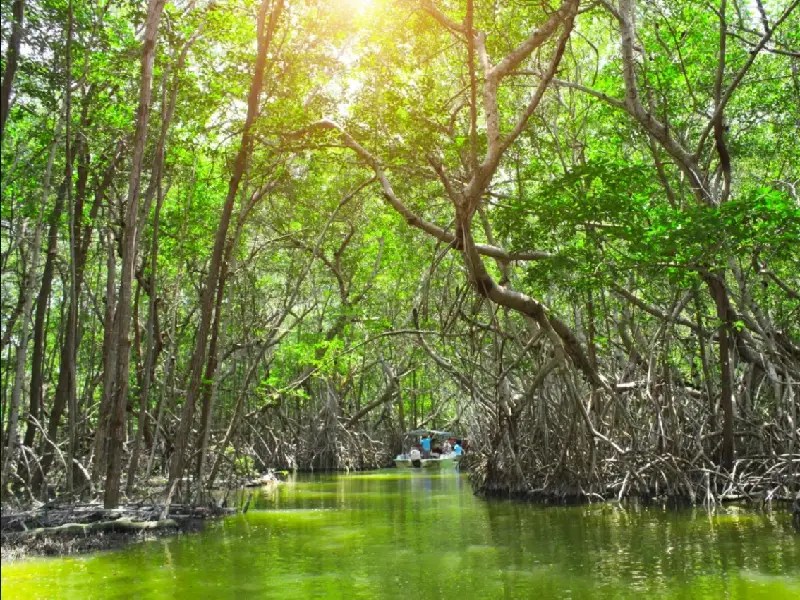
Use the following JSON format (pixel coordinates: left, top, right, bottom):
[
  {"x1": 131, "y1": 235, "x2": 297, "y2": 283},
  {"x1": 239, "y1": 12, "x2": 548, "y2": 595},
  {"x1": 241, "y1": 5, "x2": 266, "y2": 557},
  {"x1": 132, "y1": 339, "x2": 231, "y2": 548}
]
[{"x1": 2, "y1": 471, "x2": 798, "y2": 598}]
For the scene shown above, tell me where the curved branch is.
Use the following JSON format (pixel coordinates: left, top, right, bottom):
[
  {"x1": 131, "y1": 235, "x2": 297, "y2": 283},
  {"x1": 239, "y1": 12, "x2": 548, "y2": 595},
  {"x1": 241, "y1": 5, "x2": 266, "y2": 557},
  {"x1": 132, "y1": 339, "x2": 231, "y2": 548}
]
[
  {"x1": 457, "y1": 214, "x2": 604, "y2": 388},
  {"x1": 617, "y1": 0, "x2": 707, "y2": 200},
  {"x1": 287, "y1": 120, "x2": 553, "y2": 262}
]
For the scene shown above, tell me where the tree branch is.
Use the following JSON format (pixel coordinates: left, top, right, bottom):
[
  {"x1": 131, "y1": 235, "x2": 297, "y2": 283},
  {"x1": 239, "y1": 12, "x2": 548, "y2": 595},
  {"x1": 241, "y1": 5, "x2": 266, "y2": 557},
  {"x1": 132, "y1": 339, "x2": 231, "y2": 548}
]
[
  {"x1": 696, "y1": 0, "x2": 799, "y2": 156},
  {"x1": 286, "y1": 121, "x2": 554, "y2": 262}
]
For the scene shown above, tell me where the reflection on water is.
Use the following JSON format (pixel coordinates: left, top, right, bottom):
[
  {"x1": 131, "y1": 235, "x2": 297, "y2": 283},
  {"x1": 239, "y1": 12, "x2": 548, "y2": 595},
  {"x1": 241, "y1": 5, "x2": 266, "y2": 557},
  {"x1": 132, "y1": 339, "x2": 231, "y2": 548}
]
[{"x1": 3, "y1": 470, "x2": 799, "y2": 599}]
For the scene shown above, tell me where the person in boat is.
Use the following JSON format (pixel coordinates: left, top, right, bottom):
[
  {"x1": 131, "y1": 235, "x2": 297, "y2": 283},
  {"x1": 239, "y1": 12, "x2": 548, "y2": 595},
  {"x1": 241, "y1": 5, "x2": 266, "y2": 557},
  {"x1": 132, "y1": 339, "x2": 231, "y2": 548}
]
[
  {"x1": 442, "y1": 438, "x2": 452, "y2": 455},
  {"x1": 420, "y1": 434, "x2": 432, "y2": 458},
  {"x1": 409, "y1": 446, "x2": 422, "y2": 468},
  {"x1": 453, "y1": 441, "x2": 463, "y2": 456}
]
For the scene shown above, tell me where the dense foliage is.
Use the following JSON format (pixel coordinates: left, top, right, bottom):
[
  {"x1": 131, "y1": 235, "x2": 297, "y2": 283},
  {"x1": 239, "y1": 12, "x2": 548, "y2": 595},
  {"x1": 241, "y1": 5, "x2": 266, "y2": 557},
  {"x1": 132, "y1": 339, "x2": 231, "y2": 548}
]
[{"x1": 1, "y1": 0, "x2": 798, "y2": 507}]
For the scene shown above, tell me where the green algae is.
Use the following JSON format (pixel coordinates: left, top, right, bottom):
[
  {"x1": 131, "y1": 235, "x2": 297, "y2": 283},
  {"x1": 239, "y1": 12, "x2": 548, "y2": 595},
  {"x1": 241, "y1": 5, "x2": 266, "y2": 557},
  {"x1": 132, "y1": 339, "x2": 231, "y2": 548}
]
[{"x1": 3, "y1": 471, "x2": 798, "y2": 599}]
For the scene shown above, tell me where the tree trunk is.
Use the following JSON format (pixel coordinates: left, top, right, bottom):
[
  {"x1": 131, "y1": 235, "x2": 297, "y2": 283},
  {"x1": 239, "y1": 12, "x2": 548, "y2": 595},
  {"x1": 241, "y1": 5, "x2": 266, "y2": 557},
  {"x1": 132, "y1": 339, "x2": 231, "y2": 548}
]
[
  {"x1": 63, "y1": 0, "x2": 77, "y2": 495},
  {"x1": 16, "y1": 118, "x2": 61, "y2": 454},
  {"x1": 27, "y1": 181, "x2": 67, "y2": 496},
  {"x1": 93, "y1": 228, "x2": 117, "y2": 485},
  {"x1": 706, "y1": 273, "x2": 735, "y2": 471},
  {"x1": 127, "y1": 28, "x2": 199, "y2": 494},
  {"x1": 0, "y1": 0, "x2": 23, "y2": 139},
  {"x1": 1, "y1": 221, "x2": 38, "y2": 492},
  {"x1": 194, "y1": 285, "x2": 224, "y2": 483},
  {"x1": 196, "y1": 229, "x2": 243, "y2": 484},
  {"x1": 32, "y1": 82, "x2": 99, "y2": 497},
  {"x1": 165, "y1": 0, "x2": 283, "y2": 510},
  {"x1": 103, "y1": 0, "x2": 166, "y2": 509},
  {"x1": 126, "y1": 178, "x2": 165, "y2": 494}
]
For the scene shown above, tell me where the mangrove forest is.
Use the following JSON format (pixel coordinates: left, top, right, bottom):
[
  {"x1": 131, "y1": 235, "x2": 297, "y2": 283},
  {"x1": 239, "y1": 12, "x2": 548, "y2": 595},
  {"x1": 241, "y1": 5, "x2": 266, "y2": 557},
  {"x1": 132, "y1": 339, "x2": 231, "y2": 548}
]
[{"x1": 1, "y1": 0, "x2": 799, "y2": 528}]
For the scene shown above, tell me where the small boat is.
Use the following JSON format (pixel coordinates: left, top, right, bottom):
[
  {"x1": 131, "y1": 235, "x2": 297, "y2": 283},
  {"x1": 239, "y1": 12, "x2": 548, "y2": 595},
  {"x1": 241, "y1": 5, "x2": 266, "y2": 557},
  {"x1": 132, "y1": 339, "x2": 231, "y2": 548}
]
[
  {"x1": 394, "y1": 429, "x2": 462, "y2": 469},
  {"x1": 393, "y1": 452, "x2": 460, "y2": 469},
  {"x1": 423, "y1": 452, "x2": 459, "y2": 469}
]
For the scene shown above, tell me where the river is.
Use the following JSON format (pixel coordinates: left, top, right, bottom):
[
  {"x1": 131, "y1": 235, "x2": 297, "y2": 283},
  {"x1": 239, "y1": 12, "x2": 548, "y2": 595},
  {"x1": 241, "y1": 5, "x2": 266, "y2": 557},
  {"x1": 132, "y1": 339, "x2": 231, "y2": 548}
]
[{"x1": 2, "y1": 470, "x2": 798, "y2": 598}]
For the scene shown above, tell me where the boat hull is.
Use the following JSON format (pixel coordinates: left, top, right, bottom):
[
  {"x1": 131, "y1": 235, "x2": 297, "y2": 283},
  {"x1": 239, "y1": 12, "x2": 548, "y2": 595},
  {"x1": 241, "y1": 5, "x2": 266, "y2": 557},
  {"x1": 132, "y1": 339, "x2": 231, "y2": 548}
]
[
  {"x1": 422, "y1": 455, "x2": 457, "y2": 469},
  {"x1": 394, "y1": 453, "x2": 460, "y2": 469}
]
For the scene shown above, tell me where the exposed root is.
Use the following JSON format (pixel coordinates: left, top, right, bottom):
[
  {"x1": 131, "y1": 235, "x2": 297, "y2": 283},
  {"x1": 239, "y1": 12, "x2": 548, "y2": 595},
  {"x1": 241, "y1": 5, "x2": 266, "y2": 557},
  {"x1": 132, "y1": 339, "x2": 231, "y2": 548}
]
[{"x1": 1, "y1": 502, "x2": 233, "y2": 562}]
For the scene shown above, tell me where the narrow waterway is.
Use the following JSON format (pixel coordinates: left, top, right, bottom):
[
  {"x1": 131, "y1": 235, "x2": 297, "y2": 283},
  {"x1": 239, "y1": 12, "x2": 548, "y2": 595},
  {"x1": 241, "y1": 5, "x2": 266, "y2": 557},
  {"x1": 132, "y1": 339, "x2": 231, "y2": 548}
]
[{"x1": 3, "y1": 471, "x2": 798, "y2": 599}]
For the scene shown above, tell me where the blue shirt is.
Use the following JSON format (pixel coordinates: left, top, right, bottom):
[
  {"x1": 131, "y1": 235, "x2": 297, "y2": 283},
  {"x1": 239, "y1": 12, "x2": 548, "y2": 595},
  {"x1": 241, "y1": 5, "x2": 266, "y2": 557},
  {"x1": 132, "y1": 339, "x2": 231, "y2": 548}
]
[
  {"x1": 421, "y1": 437, "x2": 431, "y2": 452},
  {"x1": 453, "y1": 443, "x2": 463, "y2": 455}
]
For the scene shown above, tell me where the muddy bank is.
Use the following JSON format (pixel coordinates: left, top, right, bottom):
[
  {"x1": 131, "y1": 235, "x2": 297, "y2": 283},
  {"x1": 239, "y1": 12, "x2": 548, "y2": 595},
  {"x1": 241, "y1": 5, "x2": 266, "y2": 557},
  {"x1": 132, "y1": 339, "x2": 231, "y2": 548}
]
[{"x1": 1, "y1": 502, "x2": 232, "y2": 563}]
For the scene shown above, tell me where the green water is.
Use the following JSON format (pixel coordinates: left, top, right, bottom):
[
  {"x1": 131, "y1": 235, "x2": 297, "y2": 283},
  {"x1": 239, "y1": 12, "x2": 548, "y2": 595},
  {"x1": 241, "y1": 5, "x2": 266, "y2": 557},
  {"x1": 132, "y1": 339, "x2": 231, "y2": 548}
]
[{"x1": 2, "y1": 471, "x2": 799, "y2": 599}]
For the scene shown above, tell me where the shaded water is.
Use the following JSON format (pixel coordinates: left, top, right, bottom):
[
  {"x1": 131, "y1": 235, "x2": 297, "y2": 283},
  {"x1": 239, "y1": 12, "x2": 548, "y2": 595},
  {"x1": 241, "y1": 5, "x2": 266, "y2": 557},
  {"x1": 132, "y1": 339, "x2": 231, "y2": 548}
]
[{"x1": 2, "y1": 470, "x2": 798, "y2": 599}]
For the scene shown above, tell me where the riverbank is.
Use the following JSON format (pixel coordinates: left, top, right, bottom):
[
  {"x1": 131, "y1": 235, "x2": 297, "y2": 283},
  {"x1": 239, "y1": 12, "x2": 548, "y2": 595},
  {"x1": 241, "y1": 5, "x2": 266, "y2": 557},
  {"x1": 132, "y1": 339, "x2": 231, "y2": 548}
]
[
  {"x1": 1, "y1": 472, "x2": 290, "y2": 563},
  {"x1": 1, "y1": 502, "x2": 232, "y2": 563}
]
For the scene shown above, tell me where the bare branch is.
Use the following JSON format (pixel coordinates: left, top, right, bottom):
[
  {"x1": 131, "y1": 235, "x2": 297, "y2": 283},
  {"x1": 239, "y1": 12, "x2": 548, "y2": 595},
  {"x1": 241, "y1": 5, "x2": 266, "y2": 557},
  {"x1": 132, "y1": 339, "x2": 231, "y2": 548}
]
[{"x1": 551, "y1": 78, "x2": 627, "y2": 110}]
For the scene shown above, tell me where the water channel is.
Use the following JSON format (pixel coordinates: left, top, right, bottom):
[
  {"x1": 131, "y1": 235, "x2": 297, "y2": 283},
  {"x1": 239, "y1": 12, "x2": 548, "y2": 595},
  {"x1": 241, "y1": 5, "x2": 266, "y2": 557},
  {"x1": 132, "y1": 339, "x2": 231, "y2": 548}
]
[{"x1": 2, "y1": 470, "x2": 799, "y2": 599}]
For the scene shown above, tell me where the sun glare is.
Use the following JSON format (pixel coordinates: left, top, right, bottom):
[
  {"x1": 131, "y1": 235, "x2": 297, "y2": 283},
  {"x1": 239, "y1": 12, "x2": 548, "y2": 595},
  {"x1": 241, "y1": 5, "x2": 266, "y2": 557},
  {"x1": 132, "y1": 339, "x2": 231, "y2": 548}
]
[{"x1": 343, "y1": 0, "x2": 374, "y2": 14}]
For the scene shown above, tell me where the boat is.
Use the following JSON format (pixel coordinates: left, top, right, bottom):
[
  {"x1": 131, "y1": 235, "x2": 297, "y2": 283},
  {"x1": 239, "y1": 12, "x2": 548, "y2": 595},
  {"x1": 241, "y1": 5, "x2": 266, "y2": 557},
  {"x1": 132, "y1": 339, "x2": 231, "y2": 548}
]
[
  {"x1": 393, "y1": 452, "x2": 460, "y2": 469},
  {"x1": 393, "y1": 429, "x2": 463, "y2": 469}
]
